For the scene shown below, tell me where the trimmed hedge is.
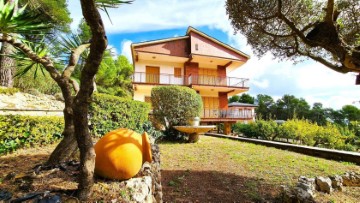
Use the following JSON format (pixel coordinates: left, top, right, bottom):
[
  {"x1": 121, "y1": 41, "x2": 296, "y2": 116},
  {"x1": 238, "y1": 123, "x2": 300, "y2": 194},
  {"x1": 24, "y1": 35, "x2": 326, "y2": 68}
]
[
  {"x1": 0, "y1": 87, "x2": 19, "y2": 95},
  {"x1": 0, "y1": 115, "x2": 64, "y2": 154},
  {"x1": 89, "y1": 93, "x2": 150, "y2": 137},
  {"x1": 151, "y1": 86, "x2": 202, "y2": 127},
  {"x1": 233, "y1": 119, "x2": 359, "y2": 152},
  {"x1": 0, "y1": 93, "x2": 150, "y2": 154},
  {"x1": 151, "y1": 85, "x2": 203, "y2": 140}
]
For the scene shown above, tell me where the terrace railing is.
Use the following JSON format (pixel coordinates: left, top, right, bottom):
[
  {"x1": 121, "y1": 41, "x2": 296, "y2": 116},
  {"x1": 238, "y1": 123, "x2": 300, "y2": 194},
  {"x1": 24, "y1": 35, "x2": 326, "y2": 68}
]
[
  {"x1": 132, "y1": 72, "x2": 184, "y2": 85},
  {"x1": 132, "y1": 72, "x2": 249, "y2": 88},
  {"x1": 187, "y1": 74, "x2": 249, "y2": 88},
  {"x1": 202, "y1": 109, "x2": 254, "y2": 119}
]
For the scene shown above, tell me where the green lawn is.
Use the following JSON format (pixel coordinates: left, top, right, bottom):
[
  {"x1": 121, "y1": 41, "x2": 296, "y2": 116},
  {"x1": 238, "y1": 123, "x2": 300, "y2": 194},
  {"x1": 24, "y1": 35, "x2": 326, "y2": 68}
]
[{"x1": 160, "y1": 136, "x2": 360, "y2": 202}]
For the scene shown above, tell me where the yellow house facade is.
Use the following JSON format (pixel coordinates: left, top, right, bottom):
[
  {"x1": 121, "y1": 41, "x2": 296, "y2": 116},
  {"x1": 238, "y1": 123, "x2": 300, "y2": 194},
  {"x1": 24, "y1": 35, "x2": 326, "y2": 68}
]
[{"x1": 131, "y1": 27, "x2": 256, "y2": 134}]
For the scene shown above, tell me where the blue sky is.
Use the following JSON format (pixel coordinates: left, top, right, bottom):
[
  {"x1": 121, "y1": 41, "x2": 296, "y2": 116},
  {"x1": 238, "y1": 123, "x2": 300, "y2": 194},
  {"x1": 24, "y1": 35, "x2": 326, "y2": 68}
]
[{"x1": 68, "y1": 0, "x2": 360, "y2": 110}]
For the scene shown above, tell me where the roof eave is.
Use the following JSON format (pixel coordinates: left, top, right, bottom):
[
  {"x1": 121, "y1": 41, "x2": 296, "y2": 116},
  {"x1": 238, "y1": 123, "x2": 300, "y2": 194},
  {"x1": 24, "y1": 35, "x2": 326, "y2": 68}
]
[{"x1": 186, "y1": 26, "x2": 250, "y2": 60}]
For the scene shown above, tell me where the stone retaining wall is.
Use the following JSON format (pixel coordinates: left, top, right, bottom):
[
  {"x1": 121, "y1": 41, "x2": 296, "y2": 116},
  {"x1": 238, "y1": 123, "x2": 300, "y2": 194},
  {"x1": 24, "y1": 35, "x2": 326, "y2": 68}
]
[
  {"x1": 124, "y1": 143, "x2": 163, "y2": 202},
  {"x1": 205, "y1": 133, "x2": 360, "y2": 165}
]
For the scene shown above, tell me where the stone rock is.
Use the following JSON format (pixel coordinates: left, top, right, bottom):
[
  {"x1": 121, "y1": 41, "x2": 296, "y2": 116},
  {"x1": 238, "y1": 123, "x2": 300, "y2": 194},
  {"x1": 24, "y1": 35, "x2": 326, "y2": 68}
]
[
  {"x1": 294, "y1": 187, "x2": 315, "y2": 202},
  {"x1": 297, "y1": 176, "x2": 316, "y2": 196},
  {"x1": 280, "y1": 185, "x2": 315, "y2": 203},
  {"x1": 316, "y1": 176, "x2": 333, "y2": 193},
  {"x1": 151, "y1": 144, "x2": 163, "y2": 203},
  {"x1": 280, "y1": 185, "x2": 296, "y2": 203},
  {"x1": 330, "y1": 175, "x2": 343, "y2": 191},
  {"x1": 341, "y1": 171, "x2": 360, "y2": 187},
  {"x1": 125, "y1": 176, "x2": 152, "y2": 203}
]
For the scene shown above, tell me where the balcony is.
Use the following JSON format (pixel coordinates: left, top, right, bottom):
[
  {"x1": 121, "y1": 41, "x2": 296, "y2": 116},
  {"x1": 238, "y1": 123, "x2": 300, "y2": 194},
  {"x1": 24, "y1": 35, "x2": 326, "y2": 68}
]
[
  {"x1": 132, "y1": 72, "x2": 184, "y2": 85},
  {"x1": 132, "y1": 72, "x2": 249, "y2": 88},
  {"x1": 188, "y1": 74, "x2": 249, "y2": 88},
  {"x1": 201, "y1": 109, "x2": 254, "y2": 121}
]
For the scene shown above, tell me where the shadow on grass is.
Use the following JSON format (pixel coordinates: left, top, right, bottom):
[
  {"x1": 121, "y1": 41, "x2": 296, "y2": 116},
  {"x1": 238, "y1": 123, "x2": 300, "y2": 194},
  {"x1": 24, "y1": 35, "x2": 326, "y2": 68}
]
[{"x1": 162, "y1": 169, "x2": 281, "y2": 203}]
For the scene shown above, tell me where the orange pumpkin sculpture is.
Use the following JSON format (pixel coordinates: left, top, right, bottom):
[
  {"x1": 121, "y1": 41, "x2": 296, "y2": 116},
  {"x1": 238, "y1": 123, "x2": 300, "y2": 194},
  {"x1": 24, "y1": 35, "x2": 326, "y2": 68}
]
[{"x1": 94, "y1": 128, "x2": 152, "y2": 180}]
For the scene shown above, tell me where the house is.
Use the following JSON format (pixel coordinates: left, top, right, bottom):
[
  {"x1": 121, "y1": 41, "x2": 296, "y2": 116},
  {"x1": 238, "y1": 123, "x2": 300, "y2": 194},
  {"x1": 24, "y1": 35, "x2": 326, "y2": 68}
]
[{"x1": 131, "y1": 26, "x2": 256, "y2": 134}]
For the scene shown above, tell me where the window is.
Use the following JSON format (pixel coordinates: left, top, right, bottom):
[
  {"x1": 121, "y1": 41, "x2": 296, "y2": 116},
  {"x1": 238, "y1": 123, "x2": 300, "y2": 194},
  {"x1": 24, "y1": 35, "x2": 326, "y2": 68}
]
[
  {"x1": 174, "y1": 68, "x2": 182, "y2": 78},
  {"x1": 146, "y1": 66, "x2": 160, "y2": 83}
]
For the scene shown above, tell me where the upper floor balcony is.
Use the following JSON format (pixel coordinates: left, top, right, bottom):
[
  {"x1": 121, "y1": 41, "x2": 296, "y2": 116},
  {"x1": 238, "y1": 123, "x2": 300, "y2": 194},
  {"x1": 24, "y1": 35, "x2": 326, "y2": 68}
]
[{"x1": 132, "y1": 72, "x2": 249, "y2": 89}]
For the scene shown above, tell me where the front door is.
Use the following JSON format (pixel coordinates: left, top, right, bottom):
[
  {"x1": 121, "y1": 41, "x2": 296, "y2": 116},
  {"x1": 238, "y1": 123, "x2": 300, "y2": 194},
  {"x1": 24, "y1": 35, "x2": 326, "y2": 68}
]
[{"x1": 146, "y1": 66, "x2": 160, "y2": 83}]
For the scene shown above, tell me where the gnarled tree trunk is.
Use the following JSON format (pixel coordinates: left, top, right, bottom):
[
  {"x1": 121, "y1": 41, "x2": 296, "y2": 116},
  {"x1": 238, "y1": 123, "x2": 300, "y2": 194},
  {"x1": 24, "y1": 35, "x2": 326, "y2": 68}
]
[
  {"x1": 0, "y1": 41, "x2": 16, "y2": 87},
  {"x1": 0, "y1": 0, "x2": 17, "y2": 87},
  {"x1": 47, "y1": 94, "x2": 77, "y2": 165},
  {"x1": 74, "y1": 0, "x2": 107, "y2": 200}
]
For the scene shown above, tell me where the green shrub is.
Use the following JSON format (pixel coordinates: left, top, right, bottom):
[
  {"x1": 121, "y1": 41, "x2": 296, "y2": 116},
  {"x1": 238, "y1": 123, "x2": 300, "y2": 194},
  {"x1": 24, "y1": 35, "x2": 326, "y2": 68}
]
[
  {"x1": 0, "y1": 87, "x2": 19, "y2": 95},
  {"x1": 232, "y1": 123, "x2": 257, "y2": 138},
  {"x1": 151, "y1": 86, "x2": 203, "y2": 140},
  {"x1": 14, "y1": 68, "x2": 60, "y2": 95},
  {"x1": 253, "y1": 120, "x2": 277, "y2": 140},
  {"x1": 141, "y1": 121, "x2": 164, "y2": 142},
  {"x1": 0, "y1": 115, "x2": 64, "y2": 154},
  {"x1": 238, "y1": 119, "x2": 357, "y2": 151},
  {"x1": 89, "y1": 93, "x2": 150, "y2": 137}
]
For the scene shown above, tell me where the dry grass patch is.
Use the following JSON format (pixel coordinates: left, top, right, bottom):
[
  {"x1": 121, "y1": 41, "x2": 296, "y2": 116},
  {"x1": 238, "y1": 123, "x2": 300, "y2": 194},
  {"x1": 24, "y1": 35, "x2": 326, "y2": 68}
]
[
  {"x1": 0, "y1": 143, "x2": 140, "y2": 202},
  {"x1": 160, "y1": 136, "x2": 360, "y2": 202}
]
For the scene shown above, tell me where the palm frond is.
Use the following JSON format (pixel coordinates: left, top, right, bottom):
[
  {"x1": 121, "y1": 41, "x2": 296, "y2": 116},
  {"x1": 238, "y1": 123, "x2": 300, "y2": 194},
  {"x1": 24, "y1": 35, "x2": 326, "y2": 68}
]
[
  {"x1": 95, "y1": 0, "x2": 133, "y2": 24},
  {"x1": 59, "y1": 33, "x2": 90, "y2": 66},
  {"x1": 7, "y1": 38, "x2": 49, "y2": 78},
  {"x1": 0, "y1": 0, "x2": 51, "y2": 34}
]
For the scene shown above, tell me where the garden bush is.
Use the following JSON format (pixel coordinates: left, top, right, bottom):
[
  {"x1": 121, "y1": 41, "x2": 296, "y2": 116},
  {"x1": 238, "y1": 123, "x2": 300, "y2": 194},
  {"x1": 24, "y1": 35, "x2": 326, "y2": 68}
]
[
  {"x1": 14, "y1": 67, "x2": 60, "y2": 95},
  {"x1": 89, "y1": 93, "x2": 150, "y2": 137},
  {"x1": 253, "y1": 120, "x2": 277, "y2": 140},
  {"x1": 0, "y1": 87, "x2": 19, "y2": 95},
  {"x1": 151, "y1": 86, "x2": 203, "y2": 140},
  {"x1": 234, "y1": 119, "x2": 358, "y2": 151},
  {"x1": 141, "y1": 121, "x2": 164, "y2": 142},
  {"x1": 232, "y1": 122, "x2": 257, "y2": 138},
  {"x1": 0, "y1": 115, "x2": 64, "y2": 154}
]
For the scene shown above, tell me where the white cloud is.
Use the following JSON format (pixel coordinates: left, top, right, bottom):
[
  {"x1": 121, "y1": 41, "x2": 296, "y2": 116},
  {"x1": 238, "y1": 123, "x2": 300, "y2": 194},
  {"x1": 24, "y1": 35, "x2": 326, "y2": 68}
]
[
  {"x1": 67, "y1": 0, "x2": 360, "y2": 110},
  {"x1": 120, "y1": 40, "x2": 133, "y2": 62},
  {"x1": 68, "y1": 0, "x2": 227, "y2": 33}
]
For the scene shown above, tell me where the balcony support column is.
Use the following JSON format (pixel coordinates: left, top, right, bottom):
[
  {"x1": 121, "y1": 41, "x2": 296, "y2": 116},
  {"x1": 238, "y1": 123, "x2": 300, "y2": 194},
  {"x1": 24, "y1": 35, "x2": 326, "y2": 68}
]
[
  {"x1": 224, "y1": 122, "x2": 232, "y2": 135},
  {"x1": 218, "y1": 92, "x2": 228, "y2": 109}
]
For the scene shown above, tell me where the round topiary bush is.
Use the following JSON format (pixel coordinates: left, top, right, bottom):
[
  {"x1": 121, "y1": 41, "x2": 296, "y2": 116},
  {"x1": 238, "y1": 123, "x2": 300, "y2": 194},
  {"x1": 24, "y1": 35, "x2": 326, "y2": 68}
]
[{"x1": 151, "y1": 86, "x2": 203, "y2": 140}]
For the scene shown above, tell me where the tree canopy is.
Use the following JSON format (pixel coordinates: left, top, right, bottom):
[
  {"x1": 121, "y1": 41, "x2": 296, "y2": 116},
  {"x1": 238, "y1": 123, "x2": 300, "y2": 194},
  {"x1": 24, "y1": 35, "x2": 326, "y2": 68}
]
[
  {"x1": 254, "y1": 93, "x2": 360, "y2": 126},
  {"x1": 226, "y1": 0, "x2": 360, "y2": 75},
  {"x1": 229, "y1": 93, "x2": 255, "y2": 104}
]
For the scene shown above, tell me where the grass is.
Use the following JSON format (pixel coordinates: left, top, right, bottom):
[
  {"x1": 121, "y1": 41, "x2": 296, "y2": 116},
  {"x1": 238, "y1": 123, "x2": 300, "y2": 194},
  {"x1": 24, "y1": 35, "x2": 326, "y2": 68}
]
[
  {"x1": 160, "y1": 136, "x2": 360, "y2": 202},
  {"x1": 0, "y1": 135, "x2": 359, "y2": 202}
]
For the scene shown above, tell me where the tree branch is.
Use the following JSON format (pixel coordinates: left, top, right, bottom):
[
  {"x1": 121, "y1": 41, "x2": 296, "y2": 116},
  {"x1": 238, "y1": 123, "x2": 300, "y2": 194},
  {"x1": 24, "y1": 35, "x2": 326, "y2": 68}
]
[
  {"x1": 325, "y1": 0, "x2": 335, "y2": 23},
  {"x1": 259, "y1": 26, "x2": 294, "y2": 38},
  {"x1": 62, "y1": 43, "x2": 90, "y2": 78},
  {"x1": 0, "y1": 35, "x2": 61, "y2": 81},
  {"x1": 69, "y1": 78, "x2": 80, "y2": 94},
  {"x1": 300, "y1": 50, "x2": 349, "y2": 73},
  {"x1": 276, "y1": 0, "x2": 317, "y2": 47}
]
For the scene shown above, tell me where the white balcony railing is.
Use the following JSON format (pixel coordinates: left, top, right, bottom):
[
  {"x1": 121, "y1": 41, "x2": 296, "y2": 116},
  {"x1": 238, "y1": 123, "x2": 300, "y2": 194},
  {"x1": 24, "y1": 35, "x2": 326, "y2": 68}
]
[
  {"x1": 132, "y1": 72, "x2": 249, "y2": 88},
  {"x1": 202, "y1": 109, "x2": 254, "y2": 119}
]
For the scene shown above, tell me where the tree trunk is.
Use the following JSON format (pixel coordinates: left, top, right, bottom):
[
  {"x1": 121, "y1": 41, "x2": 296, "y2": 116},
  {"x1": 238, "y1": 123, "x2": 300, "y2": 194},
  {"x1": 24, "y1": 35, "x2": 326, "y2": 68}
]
[
  {"x1": 75, "y1": 0, "x2": 107, "y2": 199},
  {"x1": 73, "y1": 93, "x2": 96, "y2": 200},
  {"x1": 0, "y1": 41, "x2": 16, "y2": 87},
  {"x1": 47, "y1": 106, "x2": 77, "y2": 165},
  {"x1": 47, "y1": 80, "x2": 78, "y2": 165},
  {"x1": 0, "y1": 0, "x2": 16, "y2": 87}
]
